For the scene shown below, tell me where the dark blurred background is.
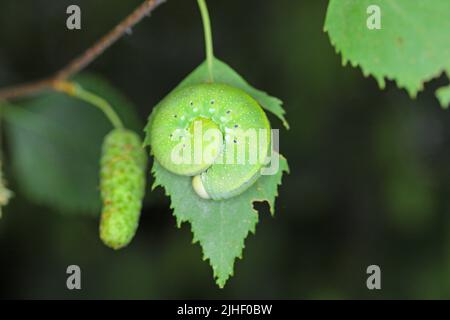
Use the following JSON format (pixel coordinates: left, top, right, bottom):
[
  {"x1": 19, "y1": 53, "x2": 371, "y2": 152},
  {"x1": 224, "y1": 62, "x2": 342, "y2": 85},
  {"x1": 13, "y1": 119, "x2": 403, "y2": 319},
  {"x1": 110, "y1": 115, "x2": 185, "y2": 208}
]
[{"x1": 1, "y1": 0, "x2": 450, "y2": 299}]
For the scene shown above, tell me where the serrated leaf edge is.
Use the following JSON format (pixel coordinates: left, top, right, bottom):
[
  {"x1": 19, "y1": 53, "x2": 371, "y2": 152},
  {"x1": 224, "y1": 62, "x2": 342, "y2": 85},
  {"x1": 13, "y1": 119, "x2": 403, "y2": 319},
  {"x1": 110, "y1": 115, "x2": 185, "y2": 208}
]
[
  {"x1": 151, "y1": 157, "x2": 289, "y2": 288},
  {"x1": 324, "y1": 20, "x2": 450, "y2": 106}
]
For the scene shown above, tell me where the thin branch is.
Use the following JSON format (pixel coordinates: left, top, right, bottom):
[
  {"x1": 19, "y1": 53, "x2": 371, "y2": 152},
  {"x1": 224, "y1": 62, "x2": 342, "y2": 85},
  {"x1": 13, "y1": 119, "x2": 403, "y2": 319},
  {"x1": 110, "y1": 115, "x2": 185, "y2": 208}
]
[{"x1": 0, "y1": 0, "x2": 166, "y2": 100}]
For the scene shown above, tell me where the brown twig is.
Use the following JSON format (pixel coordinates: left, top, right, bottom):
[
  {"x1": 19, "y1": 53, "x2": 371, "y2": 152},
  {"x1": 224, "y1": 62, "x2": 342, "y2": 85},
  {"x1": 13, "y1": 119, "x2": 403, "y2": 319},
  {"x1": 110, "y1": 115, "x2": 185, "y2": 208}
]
[{"x1": 0, "y1": 0, "x2": 166, "y2": 100}]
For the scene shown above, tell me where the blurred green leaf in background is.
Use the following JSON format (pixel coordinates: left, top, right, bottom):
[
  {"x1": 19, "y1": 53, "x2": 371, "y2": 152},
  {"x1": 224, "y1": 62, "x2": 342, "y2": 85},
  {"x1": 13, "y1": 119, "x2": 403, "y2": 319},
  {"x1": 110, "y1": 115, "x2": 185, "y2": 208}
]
[{"x1": 4, "y1": 74, "x2": 142, "y2": 215}]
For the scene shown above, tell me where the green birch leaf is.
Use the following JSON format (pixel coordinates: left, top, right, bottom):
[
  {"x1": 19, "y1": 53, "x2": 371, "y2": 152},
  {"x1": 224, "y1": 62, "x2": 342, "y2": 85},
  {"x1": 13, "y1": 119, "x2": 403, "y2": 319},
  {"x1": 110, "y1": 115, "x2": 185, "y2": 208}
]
[
  {"x1": 151, "y1": 156, "x2": 289, "y2": 288},
  {"x1": 324, "y1": 0, "x2": 450, "y2": 107},
  {"x1": 144, "y1": 57, "x2": 289, "y2": 287}
]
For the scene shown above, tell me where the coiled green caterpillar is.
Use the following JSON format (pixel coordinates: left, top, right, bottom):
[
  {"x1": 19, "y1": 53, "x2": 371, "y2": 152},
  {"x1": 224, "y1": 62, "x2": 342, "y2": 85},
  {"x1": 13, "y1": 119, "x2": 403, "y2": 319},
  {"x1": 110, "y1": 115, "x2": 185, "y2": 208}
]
[
  {"x1": 99, "y1": 129, "x2": 147, "y2": 249},
  {"x1": 149, "y1": 83, "x2": 271, "y2": 200}
]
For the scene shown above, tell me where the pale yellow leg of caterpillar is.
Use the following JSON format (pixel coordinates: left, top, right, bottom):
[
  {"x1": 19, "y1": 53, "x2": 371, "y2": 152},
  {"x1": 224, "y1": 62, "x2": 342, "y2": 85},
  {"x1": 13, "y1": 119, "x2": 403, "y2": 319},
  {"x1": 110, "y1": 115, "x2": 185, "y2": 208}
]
[{"x1": 192, "y1": 175, "x2": 211, "y2": 200}]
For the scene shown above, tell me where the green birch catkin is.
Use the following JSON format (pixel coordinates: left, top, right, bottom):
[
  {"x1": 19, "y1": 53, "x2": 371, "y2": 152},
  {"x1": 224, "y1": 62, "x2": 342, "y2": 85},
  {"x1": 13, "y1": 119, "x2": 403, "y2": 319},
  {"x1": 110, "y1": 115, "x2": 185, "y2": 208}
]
[{"x1": 99, "y1": 129, "x2": 147, "y2": 249}]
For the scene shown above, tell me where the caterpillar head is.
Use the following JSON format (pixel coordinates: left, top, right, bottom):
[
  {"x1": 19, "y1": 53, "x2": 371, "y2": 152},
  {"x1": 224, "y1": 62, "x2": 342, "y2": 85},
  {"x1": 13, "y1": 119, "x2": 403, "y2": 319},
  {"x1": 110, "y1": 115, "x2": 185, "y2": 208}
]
[{"x1": 149, "y1": 83, "x2": 271, "y2": 200}]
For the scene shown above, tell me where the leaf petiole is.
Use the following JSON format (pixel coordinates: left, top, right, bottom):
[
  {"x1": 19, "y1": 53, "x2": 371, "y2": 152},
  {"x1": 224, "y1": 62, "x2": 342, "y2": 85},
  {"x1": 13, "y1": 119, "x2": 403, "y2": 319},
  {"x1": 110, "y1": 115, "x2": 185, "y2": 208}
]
[{"x1": 197, "y1": 0, "x2": 215, "y2": 82}]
